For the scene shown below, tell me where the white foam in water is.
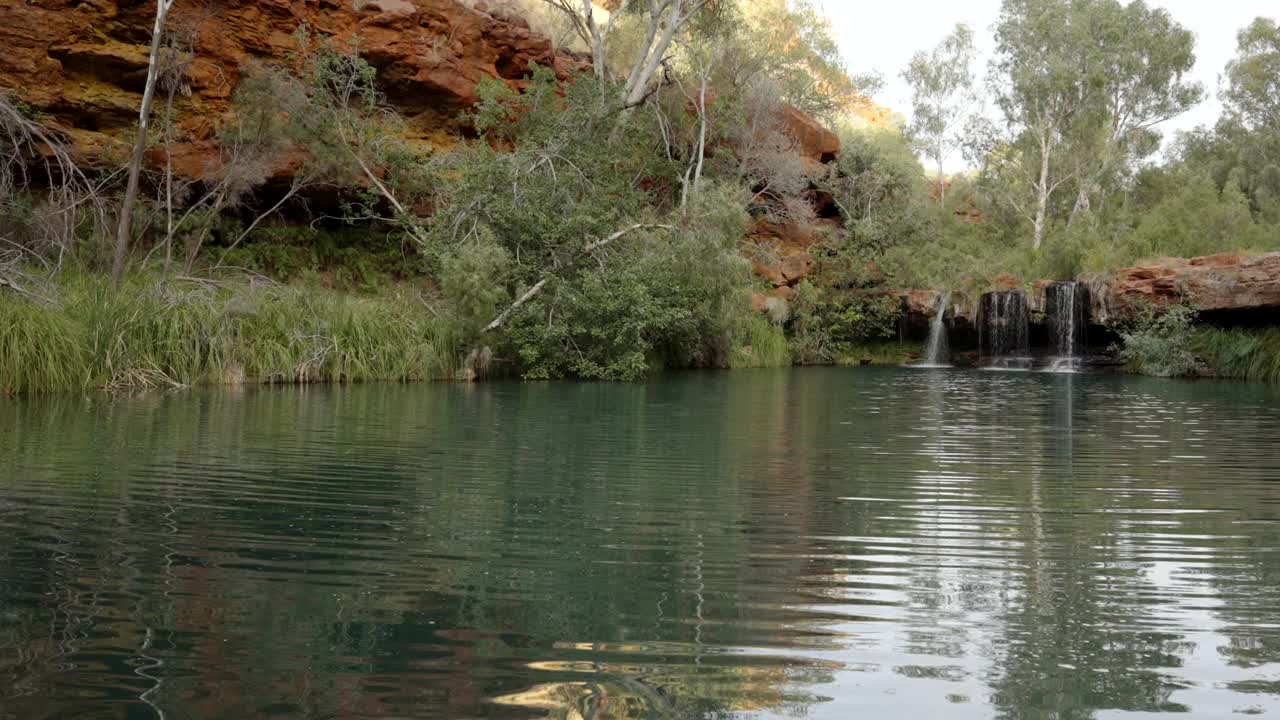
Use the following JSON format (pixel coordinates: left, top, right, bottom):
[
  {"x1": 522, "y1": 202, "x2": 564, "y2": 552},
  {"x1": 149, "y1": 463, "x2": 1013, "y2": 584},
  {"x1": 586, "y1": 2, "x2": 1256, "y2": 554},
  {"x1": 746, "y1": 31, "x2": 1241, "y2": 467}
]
[
  {"x1": 1046, "y1": 357, "x2": 1083, "y2": 374},
  {"x1": 982, "y1": 356, "x2": 1035, "y2": 372}
]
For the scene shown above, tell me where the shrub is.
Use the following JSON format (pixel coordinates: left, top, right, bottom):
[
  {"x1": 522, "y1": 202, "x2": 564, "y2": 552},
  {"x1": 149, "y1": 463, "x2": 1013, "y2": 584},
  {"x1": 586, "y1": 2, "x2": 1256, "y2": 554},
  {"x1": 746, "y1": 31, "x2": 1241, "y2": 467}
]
[
  {"x1": 1110, "y1": 301, "x2": 1200, "y2": 377},
  {"x1": 788, "y1": 281, "x2": 899, "y2": 365}
]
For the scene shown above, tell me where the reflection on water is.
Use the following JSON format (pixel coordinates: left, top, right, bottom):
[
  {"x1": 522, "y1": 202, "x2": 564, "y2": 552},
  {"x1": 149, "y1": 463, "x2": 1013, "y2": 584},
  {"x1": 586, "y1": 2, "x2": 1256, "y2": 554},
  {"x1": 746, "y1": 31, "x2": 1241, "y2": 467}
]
[{"x1": 2, "y1": 368, "x2": 1280, "y2": 719}]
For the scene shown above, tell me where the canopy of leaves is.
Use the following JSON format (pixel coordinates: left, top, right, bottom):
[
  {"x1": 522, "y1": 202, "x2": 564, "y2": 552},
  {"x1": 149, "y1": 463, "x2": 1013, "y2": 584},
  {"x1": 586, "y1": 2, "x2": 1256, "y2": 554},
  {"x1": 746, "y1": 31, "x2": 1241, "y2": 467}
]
[{"x1": 427, "y1": 67, "x2": 750, "y2": 379}]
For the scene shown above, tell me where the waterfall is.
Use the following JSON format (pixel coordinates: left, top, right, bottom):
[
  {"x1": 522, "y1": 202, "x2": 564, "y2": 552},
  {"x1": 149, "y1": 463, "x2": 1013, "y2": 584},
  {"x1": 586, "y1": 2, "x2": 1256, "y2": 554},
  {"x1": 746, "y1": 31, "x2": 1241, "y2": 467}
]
[
  {"x1": 1045, "y1": 281, "x2": 1088, "y2": 373},
  {"x1": 921, "y1": 293, "x2": 950, "y2": 366},
  {"x1": 980, "y1": 290, "x2": 1031, "y2": 369}
]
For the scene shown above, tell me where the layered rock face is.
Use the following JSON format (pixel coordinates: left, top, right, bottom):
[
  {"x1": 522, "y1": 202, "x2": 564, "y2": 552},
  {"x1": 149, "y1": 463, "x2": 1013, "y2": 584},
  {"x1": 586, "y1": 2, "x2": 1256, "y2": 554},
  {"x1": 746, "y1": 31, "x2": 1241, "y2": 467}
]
[
  {"x1": 0, "y1": 0, "x2": 581, "y2": 174},
  {"x1": 1105, "y1": 252, "x2": 1280, "y2": 317}
]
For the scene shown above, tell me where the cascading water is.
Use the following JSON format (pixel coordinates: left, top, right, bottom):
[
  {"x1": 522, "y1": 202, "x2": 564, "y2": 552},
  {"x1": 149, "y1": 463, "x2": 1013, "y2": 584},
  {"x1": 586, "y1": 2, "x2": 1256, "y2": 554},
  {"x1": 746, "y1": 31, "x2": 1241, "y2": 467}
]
[
  {"x1": 920, "y1": 293, "x2": 950, "y2": 367},
  {"x1": 1045, "y1": 281, "x2": 1089, "y2": 373},
  {"x1": 980, "y1": 290, "x2": 1031, "y2": 369}
]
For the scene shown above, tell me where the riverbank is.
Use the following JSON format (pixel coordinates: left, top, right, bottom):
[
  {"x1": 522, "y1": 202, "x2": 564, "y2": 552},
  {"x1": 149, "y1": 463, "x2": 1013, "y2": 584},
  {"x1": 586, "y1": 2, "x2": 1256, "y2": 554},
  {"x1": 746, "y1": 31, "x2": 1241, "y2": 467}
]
[
  {"x1": 0, "y1": 272, "x2": 929, "y2": 394},
  {"x1": 5, "y1": 272, "x2": 1280, "y2": 395}
]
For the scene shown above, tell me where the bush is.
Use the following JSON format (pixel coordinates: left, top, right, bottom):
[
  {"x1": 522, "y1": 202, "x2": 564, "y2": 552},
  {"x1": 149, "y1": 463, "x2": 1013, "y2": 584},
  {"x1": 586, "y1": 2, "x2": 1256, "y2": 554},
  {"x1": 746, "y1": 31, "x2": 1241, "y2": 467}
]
[
  {"x1": 1128, "y1": 173, "x2": 1267, "y2": 261},
  {"x1": 1111, "y1": 301, "x2": 1200, "y2": 377},
  {"x1": 787, "y1": 281, "x2": 899, "y2": 365},
  {"x1": 505, "y1": 200, "x2": 750, "y2": 380}
]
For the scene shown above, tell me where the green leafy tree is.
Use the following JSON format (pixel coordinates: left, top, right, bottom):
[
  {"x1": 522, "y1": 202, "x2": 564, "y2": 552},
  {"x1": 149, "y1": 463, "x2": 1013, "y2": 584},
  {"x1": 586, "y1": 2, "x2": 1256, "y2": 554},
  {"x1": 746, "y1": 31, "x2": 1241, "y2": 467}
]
[
  {"x1": 1212, "y1": 18, "x2": 1280, "y2": 220},
  {"x1": 984, "y1": 0, "x2": 1202, "y2": 249},
  {"x1": 902, "y1": 23, "x2": 978, "y2": 204},
  {"x1": 1063, "y1": 0, "x2": 1201, "y2": 220},
  {"x1": 822, "y1": 128, "x2": 932, "y2": 261},
  {"x1": 428, "y1": 68, "x2": 750, "y2": 379}
]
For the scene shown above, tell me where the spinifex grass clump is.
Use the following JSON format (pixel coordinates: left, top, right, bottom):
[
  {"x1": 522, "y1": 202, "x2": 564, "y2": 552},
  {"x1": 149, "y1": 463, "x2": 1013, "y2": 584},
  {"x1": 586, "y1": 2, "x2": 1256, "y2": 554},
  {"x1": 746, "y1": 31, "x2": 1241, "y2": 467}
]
[
  {"x1": 79, "y1": 279, "x2": 230, "y2": 389},
  {"x1": 1191, "y1": 327, "x2": 1280, "y2": 384},
  {"x1": 233, "y1": 289, "x2": 455, "y2": 384},
  {"x1": 0, "y1": 276, "x2": 457, "y2": 394},
  {"x1": 0, "y1": 297, "x2": 88, "y2": 394}
]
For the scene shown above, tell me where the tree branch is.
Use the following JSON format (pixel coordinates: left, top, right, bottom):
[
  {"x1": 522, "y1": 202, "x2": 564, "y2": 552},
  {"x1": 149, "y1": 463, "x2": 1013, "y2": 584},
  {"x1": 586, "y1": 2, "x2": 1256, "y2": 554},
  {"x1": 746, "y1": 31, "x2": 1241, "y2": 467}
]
[
  {"x1": 484, "y1": 223, "x2": 675, "y2": 333},
  {"x1": 484, "y1": 278, "x2": 548, "y2": 333}
]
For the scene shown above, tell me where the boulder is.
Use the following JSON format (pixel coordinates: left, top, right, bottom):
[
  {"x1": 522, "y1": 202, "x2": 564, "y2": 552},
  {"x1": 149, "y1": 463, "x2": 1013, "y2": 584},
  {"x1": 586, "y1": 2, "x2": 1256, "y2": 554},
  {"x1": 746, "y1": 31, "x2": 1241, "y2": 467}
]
[
  {"x1": 776, "y1": 105, "x2": 839, "y2": 165},
  {"x1": 779, "y1": 253, "x2": 817, "y2": 285}
]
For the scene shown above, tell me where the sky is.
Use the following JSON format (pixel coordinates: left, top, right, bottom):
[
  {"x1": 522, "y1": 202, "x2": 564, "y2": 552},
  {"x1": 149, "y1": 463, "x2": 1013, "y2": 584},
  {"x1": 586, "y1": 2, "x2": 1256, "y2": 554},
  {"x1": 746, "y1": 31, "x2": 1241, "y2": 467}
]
[{"x1": 816, "y1": 0, "x2": 1277, "y2": 170}]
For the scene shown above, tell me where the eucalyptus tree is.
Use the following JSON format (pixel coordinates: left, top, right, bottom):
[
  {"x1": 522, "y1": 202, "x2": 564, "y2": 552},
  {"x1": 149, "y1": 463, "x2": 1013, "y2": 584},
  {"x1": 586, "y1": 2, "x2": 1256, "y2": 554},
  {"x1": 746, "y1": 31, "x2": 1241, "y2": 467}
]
[
  {"x1": 986, "y1": 0, "x2": 1085, "y2": 249},
  {"x1": 741, "y1": 0, "x2": 879, "y2": 120},
  {"x1": 902, "y1": 23, "x2": 978, "y2": 205},
  {"x1": 1223, "y1": 17, "x2": 1280, "y2": 132},
  {"x1": 538, "y1": 0, "x2": 721, "y2": 109},
  {"x1": 113, "y1": 0, "x2": 177, "y2": 285},
  {"x1": 1213, "y1": 17, "x2": 1280, "y2": 219},
  {"x1": 985, "y1": 0, "x2": 1201, "y2": 249},
  {"x1": 1064, "y1": 0, "x2": 1201, "y2": 220}
]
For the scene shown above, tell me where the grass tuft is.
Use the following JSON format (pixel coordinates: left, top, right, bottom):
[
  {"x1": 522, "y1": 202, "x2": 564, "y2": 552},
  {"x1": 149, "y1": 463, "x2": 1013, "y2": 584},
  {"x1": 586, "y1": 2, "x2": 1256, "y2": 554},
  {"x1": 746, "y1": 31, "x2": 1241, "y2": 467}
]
[
  {"x1": 0, "y1": 297, "x2": 88, "y2": 394},
  {"x1": 0, "y1": 274, "x2": 457, "y2": 394},
  {"x1": 730, "y1": 313, "x2": 791, "y2": 368},
  {"x1": 1191, "y1": 327, "x2": 1280, "y2": 384}
]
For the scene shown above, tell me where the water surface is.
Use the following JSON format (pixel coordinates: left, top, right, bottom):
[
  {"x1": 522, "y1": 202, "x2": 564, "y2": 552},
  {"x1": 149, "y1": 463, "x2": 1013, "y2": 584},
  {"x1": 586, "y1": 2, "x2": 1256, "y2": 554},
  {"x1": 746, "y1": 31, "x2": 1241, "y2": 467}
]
[{"x1": 3, "y1": 368, "x2": 1280, "y2": 719}]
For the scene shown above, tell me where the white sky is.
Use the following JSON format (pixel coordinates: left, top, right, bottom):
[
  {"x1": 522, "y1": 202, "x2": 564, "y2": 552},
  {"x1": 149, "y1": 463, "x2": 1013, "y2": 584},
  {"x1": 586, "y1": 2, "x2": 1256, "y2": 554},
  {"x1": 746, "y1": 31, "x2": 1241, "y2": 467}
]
[{"x1": 816, "y1": 0, "x2": 1277, "y2": 169}]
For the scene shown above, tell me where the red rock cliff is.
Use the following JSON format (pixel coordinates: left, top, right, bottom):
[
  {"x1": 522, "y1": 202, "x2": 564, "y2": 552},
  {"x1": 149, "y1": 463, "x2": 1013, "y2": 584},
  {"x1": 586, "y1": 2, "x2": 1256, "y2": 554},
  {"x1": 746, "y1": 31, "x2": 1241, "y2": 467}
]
[{"x1": 0, "y1": 0, "x2": 583, "y2": 173}]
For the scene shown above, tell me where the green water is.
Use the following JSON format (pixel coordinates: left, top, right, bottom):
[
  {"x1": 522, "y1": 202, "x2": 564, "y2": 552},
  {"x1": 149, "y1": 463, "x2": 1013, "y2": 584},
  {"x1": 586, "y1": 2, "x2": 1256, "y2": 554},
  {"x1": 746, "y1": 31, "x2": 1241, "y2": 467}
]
[{"x1": 2, "y1": 368, "x2": 1280, "y2": 719}]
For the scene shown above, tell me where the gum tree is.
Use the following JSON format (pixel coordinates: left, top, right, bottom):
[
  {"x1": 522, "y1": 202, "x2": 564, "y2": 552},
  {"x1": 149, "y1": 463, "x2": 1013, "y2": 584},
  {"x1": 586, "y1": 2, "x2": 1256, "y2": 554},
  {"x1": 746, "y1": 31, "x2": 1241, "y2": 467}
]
[{"x1": 902, "y1": 23, "x2": 978, "y2": 205}]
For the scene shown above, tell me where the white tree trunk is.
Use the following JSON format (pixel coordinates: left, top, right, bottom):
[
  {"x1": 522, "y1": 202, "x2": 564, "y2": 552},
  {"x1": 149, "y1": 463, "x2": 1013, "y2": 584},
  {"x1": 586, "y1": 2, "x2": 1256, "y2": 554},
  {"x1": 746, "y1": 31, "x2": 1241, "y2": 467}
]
[
  {"x1": 623, "y1": 0, "x2": 682, "y2": 109},
  {"x1": 113, "y1": 0, "x2": 174, "y2": 286},
  {"x1": 1033, "y1": 128, "x2": 1051, "y2": 250},
  {"x1": 937, "y1": 156, "x2": 946, "y2": 206}
]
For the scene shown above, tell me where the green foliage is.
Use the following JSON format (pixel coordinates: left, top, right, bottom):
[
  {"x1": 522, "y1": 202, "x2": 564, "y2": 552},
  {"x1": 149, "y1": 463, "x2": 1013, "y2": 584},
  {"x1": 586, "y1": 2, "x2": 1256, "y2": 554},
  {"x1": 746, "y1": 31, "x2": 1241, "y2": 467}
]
[
  {"x1": 429, "y1": 68, "x2": 752, "y2": 380},
  {"x1": 506, "y1": 198, "x2": 750, "y2": 380},
  {"x1": 213, "y1": 225, "x2": 420, "y2": 290},
  {"x1": 0, "y1": 298, "x2": 88, "y2": 394},
  {"x1": 902, "y1": 23, "x2": 978, "y2": 185},
  {"x1": 0, "y1": 275, "x2": 456, "y2": 394},
  {"x1": 1129, "y1": 173, "x2": 1270, "y2": 260},
  {"x1": 824, "y1": 128, "x2": 932, "y2": 260},
  {"x1": 1222, "y1": 18, "x2": 1280, "y2": 133},
  {"x1": 730, "y1": 312, "x2": 790, "y2": 368},
  {"x1": 1191, "y1": 327, "x2": 1280, "y2": 384},
  {"x1": 739, "y1": 0, "x2": 880, "y2": 120},
  {"x1": 787, "y1": 281, "x2": 899, "y2": 365},
  {"x1": 978, "y1": 0, "x2": 1202, "y2": 249},
  {"x1": 835, "y1": 340, "x2": 919, "y2": 366},
  {"x1": 1111, "y1": 302, "x2": 1200, "y2": 378},
  {"x1": 436, "y1": 233, "x2": 514, "y2": 340}
]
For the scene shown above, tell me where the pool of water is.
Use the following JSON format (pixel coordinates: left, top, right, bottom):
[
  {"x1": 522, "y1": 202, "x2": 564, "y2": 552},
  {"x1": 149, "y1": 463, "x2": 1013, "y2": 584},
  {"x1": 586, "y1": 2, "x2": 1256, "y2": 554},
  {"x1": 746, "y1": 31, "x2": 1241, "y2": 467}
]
[{"x1": 2, "y1": 368, "x2": 1280, "y2": 719}]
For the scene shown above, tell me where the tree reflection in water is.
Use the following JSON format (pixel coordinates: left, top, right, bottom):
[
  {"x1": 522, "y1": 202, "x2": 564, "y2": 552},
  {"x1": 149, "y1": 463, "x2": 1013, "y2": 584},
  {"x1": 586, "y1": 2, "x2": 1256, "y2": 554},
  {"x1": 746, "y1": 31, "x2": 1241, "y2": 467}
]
[{"x1": 1, "y1": 369, "x2": 1279, "y2": 719}]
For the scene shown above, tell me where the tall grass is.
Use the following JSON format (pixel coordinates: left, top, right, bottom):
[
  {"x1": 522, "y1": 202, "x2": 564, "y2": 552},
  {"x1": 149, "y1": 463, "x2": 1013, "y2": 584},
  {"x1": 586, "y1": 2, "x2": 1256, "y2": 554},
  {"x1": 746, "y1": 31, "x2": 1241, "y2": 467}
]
[
  {"x1": 730, "y1": 313, "x2": 790, "y2": 368},
  {"x1": 0, "y1": 298, "x2": 88, "y2": 393},
  {"x1": 0, "y1": 275, "x2": 457, "y2": 394},
  {"x1": 1191, "y1": 327, "x2": 1280, "y2": 384}
]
